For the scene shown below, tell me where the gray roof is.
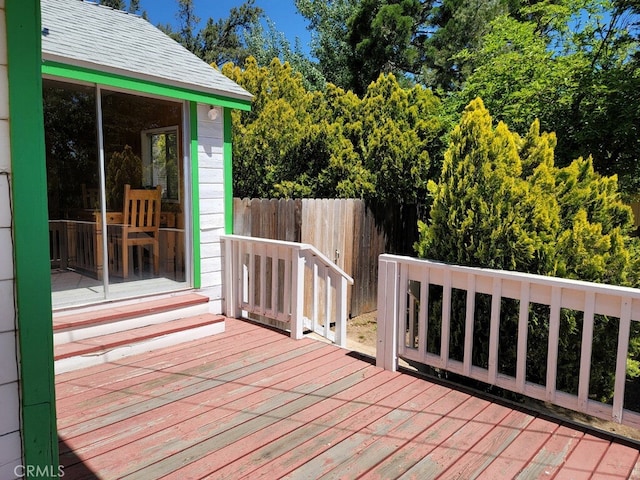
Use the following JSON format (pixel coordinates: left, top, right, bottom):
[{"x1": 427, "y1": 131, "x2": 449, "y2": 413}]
[{"x1": 41, "y1": 0, "x2": 252, "y2": 103}]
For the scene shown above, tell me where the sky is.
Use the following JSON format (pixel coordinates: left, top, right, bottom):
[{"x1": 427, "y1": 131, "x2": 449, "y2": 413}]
[{"x1": 138, "y1": 0, "x2": 313, "y2": 55}]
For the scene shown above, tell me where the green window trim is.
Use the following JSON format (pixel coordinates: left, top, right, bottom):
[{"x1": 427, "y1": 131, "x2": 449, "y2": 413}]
[
  {"x1": 42, "y1": 61, "x2": 252, "y2": 111},
  {"x1": 7, "y1": 0, "x2": 59, "y2": 473}
]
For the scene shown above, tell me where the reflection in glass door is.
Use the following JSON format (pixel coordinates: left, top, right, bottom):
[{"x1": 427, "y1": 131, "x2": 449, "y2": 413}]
[{"x1": 45, "y1": 79, "x2": 188, "y2": 308}]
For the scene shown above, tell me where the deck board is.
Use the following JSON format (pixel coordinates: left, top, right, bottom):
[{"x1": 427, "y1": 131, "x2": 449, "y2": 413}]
[{"x1": 56, "y1": 317, "x2": 640, "y2": 479}]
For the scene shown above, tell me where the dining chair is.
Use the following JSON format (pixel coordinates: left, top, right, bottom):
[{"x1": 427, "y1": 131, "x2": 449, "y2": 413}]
[{"x1": 120, "y1": 184, "x2": 162, "y2": 278}]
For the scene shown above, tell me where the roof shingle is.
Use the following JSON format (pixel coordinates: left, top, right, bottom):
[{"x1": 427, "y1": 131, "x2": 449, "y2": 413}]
[{"x1": 41, "y1": 0, "x2": 252, "y2": 102}]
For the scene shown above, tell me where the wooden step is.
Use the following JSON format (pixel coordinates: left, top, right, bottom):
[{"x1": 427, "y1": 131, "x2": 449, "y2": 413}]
[
  {"x1": 53, "y1": 293, "x2": 210, "y2": 345},
  {"x1": 54, "y1": 314, "x2": 225, "y2": 374}
]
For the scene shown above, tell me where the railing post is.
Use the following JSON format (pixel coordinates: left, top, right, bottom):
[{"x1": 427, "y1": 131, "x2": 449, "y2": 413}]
[
  {"x1": 223, "y1": 237, "x2": 237, "y2": 319},
  {"x1": 290, "y1": 248, "x2": 305, "y2": 340},
  {"x1": 377, "y1": 256, "x2": 398, "y2": 372}
]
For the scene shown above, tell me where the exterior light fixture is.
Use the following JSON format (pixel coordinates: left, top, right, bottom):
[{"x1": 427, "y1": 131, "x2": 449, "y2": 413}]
[{"x1": 207, "y1": 106, "x2": 220, "y2": 121}]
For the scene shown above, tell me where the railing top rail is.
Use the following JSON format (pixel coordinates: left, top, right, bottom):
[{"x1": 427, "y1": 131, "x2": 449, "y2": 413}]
[
  {"x1": 222, "y1": 234, "x2": 354, "y2": 285},
  {"x1": 381, "y1": 253, "x2": 640, "y2": 299}
]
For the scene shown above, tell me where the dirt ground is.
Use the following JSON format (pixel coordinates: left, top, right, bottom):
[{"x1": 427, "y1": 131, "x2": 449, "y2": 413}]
[
  {"x1": 346, "y1": 310, "x2": 640, "y2": 443},
  {"x1": 345, "y1": 310, "x2": 378, "y2": 357}
]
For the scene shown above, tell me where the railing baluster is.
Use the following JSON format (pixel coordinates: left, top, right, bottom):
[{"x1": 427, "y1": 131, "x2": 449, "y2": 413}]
[
  {"x1": 241, "y1": 241, "x2": 249, "y2": 306},
  {"x1": 546, "y1": 287, "x2": 562, "y2": 402},
  {"x1": 441, "y1": 268, "x2": 452, "y2": 369},
  {"x1": 578, "y1": 291, "x2": 595, "y2": 412},
  {"x1": 271, "y1": 246, "x2": 282, "y2": 318},
  {"x1": 463, "y1": 273, "x2": 476, "y2": 376},
  {"x1": 398, "y1": 263, "x2": 409, "y2": 358},
  {"x1": 516, "y1": 281, "x2": 530, "y2": 393},
  {"x1": 613, "y1": 298, "x2": 632, "y2": 423},
  {"x1": 259, "y1": 244, "x2": 267, "y2": 315},
  {"x1": 283, "y1": 247, "x2": 292, "y2": 323},
  {"x1": 336, "y1": 274, "x2": 347, "y2": 347},
  {"x1": 312, "y1": 260, "x2": 319, "y2": 333},
  {"x1": 324, "y1": 265, "x2": 332, "y2": 339},
  {"x1": 488, "y1": 276, "x2": 501, "y2": 385},
  {"x1": 418, "y1": 267, "x2": 429, "y2": 363},
  {"x1": 248, "y1": 242, "x2": 255, "y2": 312}
]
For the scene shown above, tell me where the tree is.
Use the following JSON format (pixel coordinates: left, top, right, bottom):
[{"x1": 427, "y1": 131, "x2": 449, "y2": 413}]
[
  {"x1": 296, "y1": 0, "x2": 360, "y2": 89},
  {"x1": 99, "y1": 0, "x2": 125, "y2": 9},
  {"x1": 245, "y1": 19, "x2": 327, "y2": 91},
  {"x1": 222, "y1": 58, "x2": 447, "y2": 203},
  {"x1": 416, "y1": 98, "x2": 639, "y2": 400},
  {"x1": 334, "y1": 73, "x2": 447, "y2": 203},
  {"x1": 222, "y1": 58, "x2": 342, "y2": 198},
  {"x1": 449, "y1": 1, "x2": 640, "y2": 192},
  {"x1": 200, "y1": 0, "x2": 263, "y2": 65}
]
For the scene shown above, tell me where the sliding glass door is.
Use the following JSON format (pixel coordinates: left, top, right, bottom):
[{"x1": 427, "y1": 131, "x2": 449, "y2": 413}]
[{"x1": 44, "y1": 79, "x2": 189, "y2": 308}]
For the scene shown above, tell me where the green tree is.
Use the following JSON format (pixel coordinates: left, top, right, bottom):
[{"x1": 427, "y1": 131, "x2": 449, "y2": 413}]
[
  {"x1": 245, "y1": 19, "x2": 327, "y2": 91},
  {"x1": 99, "y1": 0, "x2": 125, "y2": 9},
  {"x1": 222, "y1": 58, "x2": 446, "y2": 203},
  {"x1": 449, "y1": 1, "x2": 640, "y2": 192},
  {"x1": 200, "y1": 0, "x2": 263, "y2": 65},
  {"x1": 296, "y1": 0, "x2": 360, "y2": 89},
  {"x1": 416, "y1": 98, "x2": 639, "y2": 400},
  {"x1": 222, "y1": 58, "x2": 344, "y2": 198}
]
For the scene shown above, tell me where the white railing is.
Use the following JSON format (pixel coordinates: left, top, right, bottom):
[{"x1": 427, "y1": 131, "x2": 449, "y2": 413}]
[
  {"x1": 377, "y1": 254, "x2": 640, "y2": 429},
  {"x1": 222, "y1": 235, "x2": 354, "y2": 347}
]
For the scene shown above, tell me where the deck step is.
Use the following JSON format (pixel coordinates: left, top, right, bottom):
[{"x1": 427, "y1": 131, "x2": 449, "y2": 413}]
[
  {"x1": 54, "y1": 313, "x2": 225, "y2": 374},
  {"x1": 53, "y1": 293, "x2": 210, "y2": 345}
]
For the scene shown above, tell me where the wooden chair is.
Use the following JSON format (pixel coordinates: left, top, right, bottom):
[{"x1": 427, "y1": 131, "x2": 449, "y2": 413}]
[{"x1": 120, "y1": 184, "x2": 162, "y2": 278}]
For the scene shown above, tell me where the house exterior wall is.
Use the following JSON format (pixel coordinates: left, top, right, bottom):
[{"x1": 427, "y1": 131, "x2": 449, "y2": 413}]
[
  {"x1": 196, "y1": 104, "x2": 225, "y2": 313},
  {"x1": 0, "y1": 3, "x2": 23, "y2": 478}
]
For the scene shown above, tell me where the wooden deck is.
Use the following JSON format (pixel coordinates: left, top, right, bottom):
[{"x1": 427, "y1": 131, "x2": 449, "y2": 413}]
[{"x1": 56, "y1": 318, "x2": 640, "y2": 479}]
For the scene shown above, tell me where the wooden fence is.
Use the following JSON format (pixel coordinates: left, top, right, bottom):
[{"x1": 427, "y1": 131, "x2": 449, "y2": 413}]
[{"x1": 233, "y1": 198, "x2": 390, "y2": 317}]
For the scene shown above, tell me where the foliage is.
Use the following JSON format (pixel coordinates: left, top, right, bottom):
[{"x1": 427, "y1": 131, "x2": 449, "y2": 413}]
[
  {"x1": 416, "y1": 99, "x2": 640, "y2": 400},
  {"x1": 223, "y1": 57, "x2": 447, "y2": 203},
  {"x1": 295, "y1": 0, "x2": 360, "y2": 89},
  {"x1": 448, "y1": 0, "x2": 640, "y2": 192},
  {"x1": 159, "y1": 0, "x2": 263, "y2": 67},
  {"x1": 245, "y1": 19, "x2": 327, "y2": 91},
  {"x1": 105, "y1": 145, "x2": 143, "y2": 211}
]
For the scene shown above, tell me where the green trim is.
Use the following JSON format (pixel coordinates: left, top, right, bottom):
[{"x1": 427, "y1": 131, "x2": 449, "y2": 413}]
[
  {"x1": 190, "y1": 103, "x2": 201, "y2": 289},
  {"x1": 42, "y1": 61, "x2": 252, "y2": 111},
  {"x1": 6, "y1": 0, "x2": 59, "y2": 474},
  {"x1": 223, "y1": 108, "x2": 234, "y2": 234}
]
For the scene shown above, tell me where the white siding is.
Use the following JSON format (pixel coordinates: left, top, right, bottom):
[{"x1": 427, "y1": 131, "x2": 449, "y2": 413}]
[
  {"x1": 0, "y1": 4, "x2": 23, "y2": 479},
  {"x1": 196, "y1": 104, "x2": 225, "y2": 313}
]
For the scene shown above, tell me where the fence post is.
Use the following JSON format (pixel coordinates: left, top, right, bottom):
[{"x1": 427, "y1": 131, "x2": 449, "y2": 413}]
[
  {"x1": 290, "y1": 248, "x2": 305, "y2": 340},
  {"x1": 376, "y1": 256, "x2": 398, "y2": 372}
]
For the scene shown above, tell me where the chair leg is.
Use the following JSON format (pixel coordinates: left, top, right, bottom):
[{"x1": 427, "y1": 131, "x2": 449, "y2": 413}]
[
  {"x1": 122, "y1": 241, "x2": 129, "y2": 279},
  {"x1": 153, "y1": 243, "x2": 159, "y2": 276}
]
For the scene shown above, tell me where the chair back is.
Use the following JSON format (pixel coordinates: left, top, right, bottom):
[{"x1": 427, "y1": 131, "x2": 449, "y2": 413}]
[{"x1": 123, "y1": 184, "x2": 161, "y2": 235}]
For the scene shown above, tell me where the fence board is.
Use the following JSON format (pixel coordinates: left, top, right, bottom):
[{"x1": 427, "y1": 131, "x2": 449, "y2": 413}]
[{"x1": 234, "y1": 198, "x2": 387, "y2": 317}]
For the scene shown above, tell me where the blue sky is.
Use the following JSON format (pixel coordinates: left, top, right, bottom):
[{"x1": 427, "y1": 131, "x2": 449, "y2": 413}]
[{"x1": 139, "y1": 0, "x2": 313, "y2": 54}]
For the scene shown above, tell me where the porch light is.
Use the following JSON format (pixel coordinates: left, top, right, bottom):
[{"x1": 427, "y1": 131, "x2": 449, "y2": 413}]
[{"x1": 207, "y1": 106, "x2": 220, "y2": 121}]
